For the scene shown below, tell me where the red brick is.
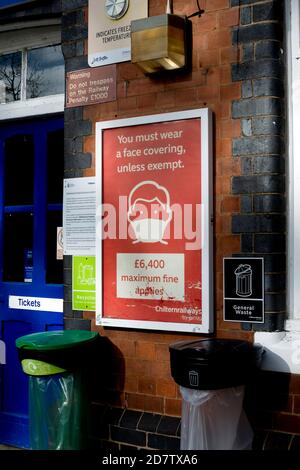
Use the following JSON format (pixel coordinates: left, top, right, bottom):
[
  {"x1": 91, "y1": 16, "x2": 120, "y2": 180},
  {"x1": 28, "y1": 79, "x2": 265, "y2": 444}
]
[
  {"x1": 206, "y1": 68, "x2": 221, "y2": 87},
  {"x1": 207, "y1": 30, "x2": 231, "y2": 50},
  {"x1": 151, "y1": 360, "x2": 172, "y2": 380},
  {"x1": 136, "y1": 341, "x2": 156, "y2": 361},
  {"x1": 127, "y1": 78, "x2": 163, "y2": 96},
  {"x1": 217, "y1": 318, "x2": 243, "y2": 330},
  {"x1": 144, "y1": 395, "x2": 164, "y2": 414},
  {"x1": 274, "y1": 413, "x2": 300, "y2": 434},
  {"x1": 221, "y1": 83, "x2": 241, "y2": 101},
  {"x1": 165, "y1": 398, "x2": 182, "y2": 417},
  {"x1": 84, "y1": 135, "x2": 95, "y2": 154},
  {"x1": 138, "y1": 377, "x2": 156, "y2": 395},
  {"x1": 220, "y1": 46, "x2": 241, "y2": 64},
  {"x1": 137, "y1": 93, "x2": 157, "y2": 110},
  {"x1": 218, "y1": 7, "x2": 240, "y2": 27},
  {"x1": 220, "y1": 101, "x2": 231, "y2": 119},
  {"x1": 220, "y1": 65, "x2": 232, "y2": 85},
  {"x1": 111, "y1": 338, "x2": 136, "y2": 357},
  {"x1": 155, "y1": 343, "x2": 170, "y2": 362},
  {"x1": 83, "y1": 6, "x2": 88, "y2": 23},
  {"x1": 84, "y1": 101, "x2": 117, "y2": 122},
  {"x1": 291, "y1": 375, "x2": 300, "y2": 394},
  {"x1": 218, "y1": 235, "x2": 240, "y2": 253},
  {"x1": 124, "y1": 375, "x2": 138, "y2": 393},
  {"x1": 175, "y1": 87, "x2": 198, "y2": 105},
  {"x1": 156, "y1": 91, "x2": 176, "y2": 109},
  {"x1": 221, "y1": 196, "x2": 240, "y2": 213},
  {"x1": 83, "y1": 311, "x2": 94, "y2": 320},
  {"x1": 206, "y1": 0, "x2": 229, "y2": 11},
  {"x1": 216, "y1": 138, "x2": 232, "y2": 158},
  {"x1": 197, "y1": 86, "x2": 219, "y2": 102},
  {"x1": 117, "y1": 63, "x2": 143, "y2": 81},
  {"x1": 193, "y1": 34, "x2": 208, "y2": 51},
  {"x1": 84, "y1": 168, "x2": 95, "y2": 176},
  {"x1": 215, "y1": 214, "x2": 232, "y2": 233},
  {"x1": 218, "y1": 330, "x2": 254, "y2": 341},
  {"x1": 125, "y1": 392, "x2": 145, "y2": 411},
  {"x1": 193, "y1": 13, "x2": 217, "y2": 34},
  {"x1": 199, "y1": 49, "x2": 219, "y2": 67},
  {"x1": 293, "y1": 395, "x2": 300, "y2": 414},
  {"x1": 220, "y1": 119, "x2": 241, "y2": 139},
  {"x1": 156, "y1": 380, "x2": 177, "y2": 398},
  {"x1": 217, "y1": 156, "x2": 240, "y2": 175},
  {"x1": 125, "y1": 358, "x2": 153, "y2": 375},
  {"x1": 118, "y1": 96, "x2": 137, "y2": 111}
]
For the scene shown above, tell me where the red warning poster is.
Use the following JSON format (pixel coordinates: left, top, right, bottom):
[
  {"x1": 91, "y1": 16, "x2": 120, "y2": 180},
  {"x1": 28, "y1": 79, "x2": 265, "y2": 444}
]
[{"x1": 96, "y1": 109, "x2": 213, "y2": 333}]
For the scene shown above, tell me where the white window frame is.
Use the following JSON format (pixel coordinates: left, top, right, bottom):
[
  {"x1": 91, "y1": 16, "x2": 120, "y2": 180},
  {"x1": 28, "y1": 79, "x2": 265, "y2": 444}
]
[{"x1": 0, "y1": 19, "x2": 64, "y2": 120}]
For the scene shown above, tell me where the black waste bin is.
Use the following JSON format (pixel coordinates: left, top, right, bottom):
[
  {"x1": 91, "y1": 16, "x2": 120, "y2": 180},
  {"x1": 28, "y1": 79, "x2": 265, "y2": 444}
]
[
  {"x1": 169, "y1": 338, "x2": 263, "y2": 450},
  {"x1": 16, "y1": 330, "x2": 99, "y2": 450}
]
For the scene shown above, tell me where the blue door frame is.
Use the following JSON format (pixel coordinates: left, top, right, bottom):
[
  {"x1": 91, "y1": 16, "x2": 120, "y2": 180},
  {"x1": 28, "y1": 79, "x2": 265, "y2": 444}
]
[{"x1": 0, "y1": 116, "x2": 64, "y2": 448}]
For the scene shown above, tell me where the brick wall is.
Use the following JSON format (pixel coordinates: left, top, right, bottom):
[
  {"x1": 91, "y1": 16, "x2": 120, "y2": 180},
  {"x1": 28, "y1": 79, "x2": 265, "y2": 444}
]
[
  {"x1": 230, "y1": 0, "x2": 286, "y2": 332},
  {"x1": 62, "y1": 0, "x2": 297, "y2": 449}
]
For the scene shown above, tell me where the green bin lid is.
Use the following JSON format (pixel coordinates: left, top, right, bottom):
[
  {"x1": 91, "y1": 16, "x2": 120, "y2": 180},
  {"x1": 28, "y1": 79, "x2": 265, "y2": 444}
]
[{"x1": 16, "y1": 330, "x2": 99, "y2": 351}]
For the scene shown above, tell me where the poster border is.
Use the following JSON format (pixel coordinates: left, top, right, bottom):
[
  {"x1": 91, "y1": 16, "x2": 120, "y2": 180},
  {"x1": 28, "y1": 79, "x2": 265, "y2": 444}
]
[{"x1": 96, "y1": 108, "x2": 213, "y2": 333}]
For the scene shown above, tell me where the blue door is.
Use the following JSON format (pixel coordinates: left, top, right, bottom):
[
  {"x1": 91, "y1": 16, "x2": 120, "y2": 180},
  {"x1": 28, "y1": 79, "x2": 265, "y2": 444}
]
[{"x1": 0, "y1": 116, "x2": 64, "y2": 448}]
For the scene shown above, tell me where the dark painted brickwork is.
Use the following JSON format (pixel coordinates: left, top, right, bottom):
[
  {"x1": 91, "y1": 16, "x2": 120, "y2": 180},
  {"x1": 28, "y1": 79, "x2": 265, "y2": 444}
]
[
  {"x1": 62, "y1": 0, "x2": 91, "y2": 330},
  {"x1": 89, "y1": 406, "x2": 180, "y2": 450},
  {"x1": 231, "y1": 0, "x2": 285, "y2": 331},
  {"x1": 0, "y1": 0, "x2": 61, "y2": 21},
  {"x1": 89, "y1": 389, "x2": 300, "y2": 451}
]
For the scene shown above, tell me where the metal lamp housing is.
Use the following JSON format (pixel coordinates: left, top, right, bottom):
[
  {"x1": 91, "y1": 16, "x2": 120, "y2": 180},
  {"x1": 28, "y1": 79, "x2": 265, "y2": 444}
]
[{"x1": 131, "y1": 14, "x2": 191, "y2": 74}]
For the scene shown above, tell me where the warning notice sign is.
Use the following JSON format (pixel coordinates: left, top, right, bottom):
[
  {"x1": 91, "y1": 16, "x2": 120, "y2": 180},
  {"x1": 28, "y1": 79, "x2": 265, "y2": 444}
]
[{"x1": 96, "y1": 109, "x2": 213, "y2": 333}]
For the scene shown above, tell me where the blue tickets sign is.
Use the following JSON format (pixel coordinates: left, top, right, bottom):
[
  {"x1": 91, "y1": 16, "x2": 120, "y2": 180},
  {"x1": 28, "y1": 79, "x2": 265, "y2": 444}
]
[{"x1": 0, "y1": 0, "x2": 37, "y2": 9}]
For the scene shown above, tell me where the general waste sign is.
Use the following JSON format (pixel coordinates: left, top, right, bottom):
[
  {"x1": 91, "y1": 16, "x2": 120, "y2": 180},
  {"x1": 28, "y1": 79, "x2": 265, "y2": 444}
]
[
  {"x1": 223, "y1": 257, "x2": 264, "y2": 323},
  {"x1": 96, "y1": 109, "x2": 213, "y2": 333}
]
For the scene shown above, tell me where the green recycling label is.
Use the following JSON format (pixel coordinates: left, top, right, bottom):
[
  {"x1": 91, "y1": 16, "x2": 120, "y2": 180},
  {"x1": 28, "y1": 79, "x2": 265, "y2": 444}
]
[{"x1": 72, "y1": 256, "x2": 96, "y2": 311}]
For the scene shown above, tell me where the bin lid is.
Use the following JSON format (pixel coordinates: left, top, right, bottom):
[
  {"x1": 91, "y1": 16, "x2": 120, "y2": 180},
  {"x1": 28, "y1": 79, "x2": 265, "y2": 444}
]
[
  {"x1": 169, "y1": 338, "x2": 255, "y2": 364},
  {"x1": 16, "y1": 330, "x2": 99, "y2": 351}
]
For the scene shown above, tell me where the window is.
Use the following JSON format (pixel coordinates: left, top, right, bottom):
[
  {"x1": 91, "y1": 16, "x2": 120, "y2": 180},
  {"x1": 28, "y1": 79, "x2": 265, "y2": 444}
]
[
  {"x1": 0, "y1": 23, "x2": 64, "y2": 119},
  {"x1": 0, "y1": 45, "x2": 64, "y2": 104},
  {"x1": 26, "y1": 45, "x2": 64, "y2": 99},
  {"x1": 0, "y1": 51, "x2": 21, "y2": 103}
]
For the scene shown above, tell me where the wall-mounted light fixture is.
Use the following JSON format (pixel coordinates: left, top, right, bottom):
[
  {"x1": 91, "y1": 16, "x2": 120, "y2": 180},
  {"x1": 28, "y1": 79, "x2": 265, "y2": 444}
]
[{"x1": 131, "y1": 0, "x2": 195, "y2": 75}]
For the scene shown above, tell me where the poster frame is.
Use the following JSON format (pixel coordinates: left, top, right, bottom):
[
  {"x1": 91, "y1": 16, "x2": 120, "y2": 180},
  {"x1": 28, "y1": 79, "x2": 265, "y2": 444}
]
[{"x1": 96, "y1": 108, "x2": 213, "y2": 333}]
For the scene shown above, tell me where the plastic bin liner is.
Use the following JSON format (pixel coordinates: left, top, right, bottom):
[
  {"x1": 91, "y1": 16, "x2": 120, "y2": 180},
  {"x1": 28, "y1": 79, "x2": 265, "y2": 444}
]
[
  {"x1": 180, "y1": 385, "x2": 253, "y2": 450},
  {"x1": 29, "y1": 370, "x2": 87, "y2": 450}
]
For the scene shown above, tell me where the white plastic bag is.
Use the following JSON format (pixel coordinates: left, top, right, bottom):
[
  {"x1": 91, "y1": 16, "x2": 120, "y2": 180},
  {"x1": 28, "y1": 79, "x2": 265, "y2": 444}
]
[{"x1": 180, "y1": 385, "x2": 253, "y2": 450}]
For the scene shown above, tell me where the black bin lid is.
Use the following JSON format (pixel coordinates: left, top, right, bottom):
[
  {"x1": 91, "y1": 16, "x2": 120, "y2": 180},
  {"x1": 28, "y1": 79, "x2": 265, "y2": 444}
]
[
  {"x1": 169, "y1": 338, "x2": 262, "y2": 389},
  {"x1": 169, "y1": 338, "x2": 254, "y2": 364}
]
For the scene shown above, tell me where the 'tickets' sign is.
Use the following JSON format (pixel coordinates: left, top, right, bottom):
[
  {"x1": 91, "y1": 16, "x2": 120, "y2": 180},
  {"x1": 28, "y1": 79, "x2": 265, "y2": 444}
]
[{"x1": 96, "y1": 109, "x2": 213, "y2": 333}]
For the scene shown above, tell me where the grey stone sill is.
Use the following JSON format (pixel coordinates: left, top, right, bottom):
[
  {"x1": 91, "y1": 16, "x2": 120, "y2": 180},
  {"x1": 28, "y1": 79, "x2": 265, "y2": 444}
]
[{"x1": 254, "y1": 321, "x2": 300, "y2": 374}]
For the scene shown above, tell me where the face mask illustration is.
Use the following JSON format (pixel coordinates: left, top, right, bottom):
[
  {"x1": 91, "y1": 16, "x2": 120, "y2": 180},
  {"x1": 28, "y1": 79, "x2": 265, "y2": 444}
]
[{"x1": 127, "y1": 181, "x2": 172, "y2": 244}]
